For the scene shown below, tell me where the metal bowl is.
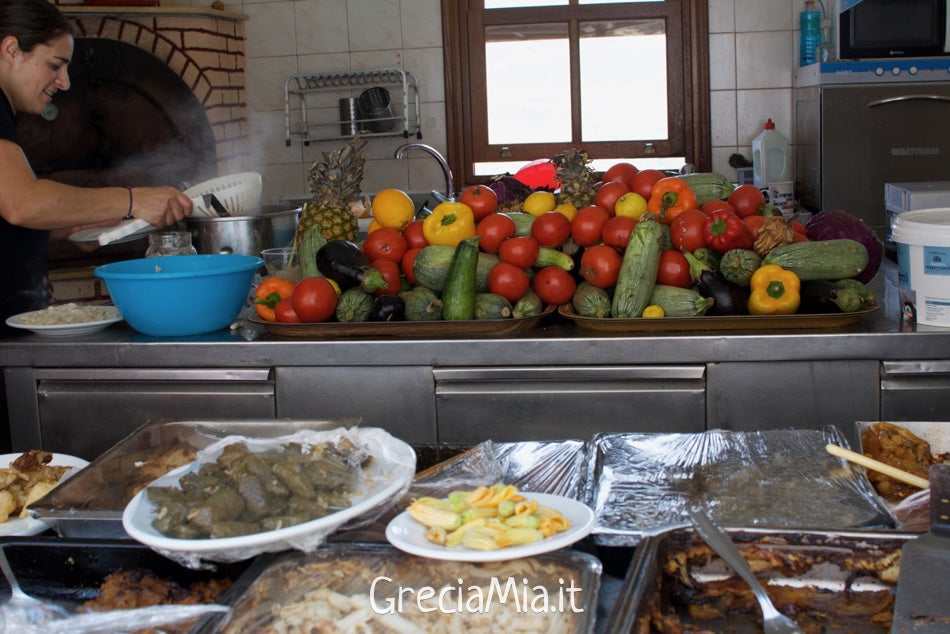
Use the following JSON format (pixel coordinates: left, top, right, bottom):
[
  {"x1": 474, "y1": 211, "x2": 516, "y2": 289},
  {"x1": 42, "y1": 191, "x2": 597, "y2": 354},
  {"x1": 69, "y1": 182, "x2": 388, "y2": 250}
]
[{"x1": 186, "y1": 203, "x2": 300, "y2": 256}]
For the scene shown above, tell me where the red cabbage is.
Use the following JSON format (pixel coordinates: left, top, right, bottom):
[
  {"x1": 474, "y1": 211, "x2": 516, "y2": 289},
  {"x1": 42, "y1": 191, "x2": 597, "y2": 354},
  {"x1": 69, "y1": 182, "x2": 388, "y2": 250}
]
[{"x1": 805, "y1": 210, "x2": 883, "y2": 283}]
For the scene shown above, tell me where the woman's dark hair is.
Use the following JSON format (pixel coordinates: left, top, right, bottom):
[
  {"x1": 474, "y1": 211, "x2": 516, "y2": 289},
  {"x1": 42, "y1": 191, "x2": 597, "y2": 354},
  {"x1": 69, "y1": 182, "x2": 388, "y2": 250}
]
[{"x1": 0, "y1": 0, "x2": 73, "y2": 52}]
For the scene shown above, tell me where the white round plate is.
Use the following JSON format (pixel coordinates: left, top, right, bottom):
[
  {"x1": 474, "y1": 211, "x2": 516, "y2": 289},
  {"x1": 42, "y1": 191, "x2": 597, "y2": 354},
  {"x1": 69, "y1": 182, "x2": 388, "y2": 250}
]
[
  {"x1": 123, "y1": 432, "x2": 415, "y2": 557},
  {"x1": 0, "y1": 453, "x2": 90, "y2": 537},
  {"x1": 385, "y1": 492, "x2": 595, "y2": 562},
  {"x1": 68, "y1": 223, "x2": 154, "y2": 244},
  {"x1": 5, "y1": 306, "x2": 122, "y2": 337}
]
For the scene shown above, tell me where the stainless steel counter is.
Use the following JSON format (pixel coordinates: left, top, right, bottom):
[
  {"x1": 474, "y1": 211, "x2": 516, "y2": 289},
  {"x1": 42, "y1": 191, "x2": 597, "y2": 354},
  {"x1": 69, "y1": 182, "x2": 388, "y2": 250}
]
[{"x1": 0, "y1": 262, "x2": 942, "y2": 367}]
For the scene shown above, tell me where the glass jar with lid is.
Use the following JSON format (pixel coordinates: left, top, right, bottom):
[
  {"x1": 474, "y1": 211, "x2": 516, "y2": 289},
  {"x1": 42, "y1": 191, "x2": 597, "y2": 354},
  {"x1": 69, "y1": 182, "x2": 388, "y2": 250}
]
[{"x1": 146, "y1": 231, "x2": 198, "y2": 257}]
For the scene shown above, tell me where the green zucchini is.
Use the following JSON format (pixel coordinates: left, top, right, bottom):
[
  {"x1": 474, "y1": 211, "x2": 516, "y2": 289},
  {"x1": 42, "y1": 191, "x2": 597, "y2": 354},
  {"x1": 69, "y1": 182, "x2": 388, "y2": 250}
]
[
  {"x1": 401, "y1": 287, "x2": 443, "y2": 321},
  {"x1": 297, "y1": 226, "x2": 327, "y2": 278},
  {"x1": 474, "y1": 292, "x2": 513, "y2": 319},
  {"x1": 678, "y1": 172, "x2": 735, "y2": 206},
  {"x1": 649, "y1": 284, "x2": 714, "y2": 317},
  {"x1": 513, "y1": 289, "x2": 543, "y2": 318},
  {"x1": 335, "y1": 287, "x2": 374, "y2": 322},
  {"x1": 611, "y1": 214, "x2": 664, "y2": 318},
  {"x1": 692, "y1": 247, "x2": 721, "y2": 270},
  {"x1": 761, "y1": 239, "x2": 868, "y2": 281},
  {"x1": 413, "y1": 245, "x2": 500, "y2": 293},
  {"x1": 502, "y1": 212, "x2": 536, "y2": 236},
  {"x1": 534, "y1": 246, "x2": 574, "y2": 270},
  {"x1": 441, "y1": 237, "x2": 480, "y2": 320},
  {"x1": 719, "y1": 248, "x2": 762, "y2": 287},
  {"x1": 572, "y1": 281, "x2": 611, "y2": 318}
]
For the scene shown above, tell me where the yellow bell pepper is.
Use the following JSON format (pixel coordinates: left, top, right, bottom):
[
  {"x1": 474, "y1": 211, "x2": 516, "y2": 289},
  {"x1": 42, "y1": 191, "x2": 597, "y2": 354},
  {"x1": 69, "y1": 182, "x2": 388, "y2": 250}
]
[
  {"x1": 422, "y1": 201, "x2": 476, "y2": 247},
  {"x1": 748, "y1": 264, "x2": 801, "y2": 315}
]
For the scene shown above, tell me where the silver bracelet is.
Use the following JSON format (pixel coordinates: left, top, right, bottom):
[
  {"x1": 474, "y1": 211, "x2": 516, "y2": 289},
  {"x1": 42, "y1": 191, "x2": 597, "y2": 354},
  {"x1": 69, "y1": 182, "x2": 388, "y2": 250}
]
[{"x1": 123, "y1": 186, "x2": 133, "y2": 220}]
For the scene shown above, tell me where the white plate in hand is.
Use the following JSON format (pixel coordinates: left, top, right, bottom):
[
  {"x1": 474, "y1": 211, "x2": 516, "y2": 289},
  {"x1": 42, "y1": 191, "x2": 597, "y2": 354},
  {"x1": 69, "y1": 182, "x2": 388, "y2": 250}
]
[
  {"x1": 5, "y1": 306, "x2": 122, "y2": 337},
  {"x1": 385, "y1": 492, "x2": 595, "y2": 562},
  {"x1": 0, "y1": 453, "x2": 90, "y2": 536}
]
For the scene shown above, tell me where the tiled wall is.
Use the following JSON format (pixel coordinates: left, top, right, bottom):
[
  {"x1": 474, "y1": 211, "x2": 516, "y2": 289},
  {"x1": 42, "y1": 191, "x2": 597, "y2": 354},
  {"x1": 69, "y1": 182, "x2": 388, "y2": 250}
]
[{"x1": 171, "y1": 0, "x2": 806, "y2": 202}]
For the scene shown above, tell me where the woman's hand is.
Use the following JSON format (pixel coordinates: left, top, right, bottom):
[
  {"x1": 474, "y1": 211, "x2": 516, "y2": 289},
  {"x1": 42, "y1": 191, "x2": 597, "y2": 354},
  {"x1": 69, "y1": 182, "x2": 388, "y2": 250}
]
[{"x1": 131, "y1": 186, "x2": 194, "y2": 227}]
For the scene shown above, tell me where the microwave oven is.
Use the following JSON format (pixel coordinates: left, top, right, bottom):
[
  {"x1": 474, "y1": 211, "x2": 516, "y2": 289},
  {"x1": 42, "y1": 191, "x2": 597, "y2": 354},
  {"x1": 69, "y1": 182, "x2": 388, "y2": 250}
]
[{"x1": 838, "y1": 0, "x2": 950, "y2": 59}]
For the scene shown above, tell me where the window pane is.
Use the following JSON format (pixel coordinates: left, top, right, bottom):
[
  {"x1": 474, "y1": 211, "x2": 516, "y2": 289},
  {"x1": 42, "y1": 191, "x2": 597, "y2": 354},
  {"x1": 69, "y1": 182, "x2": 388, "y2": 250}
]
[
  {"x1": 580, "y1": 0, "x2": 663, "y2": 4},
  {"x1": 485, "y1": 0, "x2": 567, "y2": 8},
  {"x1": 485, "y1": 24, "x2": 571, "y2": 144},
  {"x1": 580, "y1": 19, "x2": 667, "y2": 142}
]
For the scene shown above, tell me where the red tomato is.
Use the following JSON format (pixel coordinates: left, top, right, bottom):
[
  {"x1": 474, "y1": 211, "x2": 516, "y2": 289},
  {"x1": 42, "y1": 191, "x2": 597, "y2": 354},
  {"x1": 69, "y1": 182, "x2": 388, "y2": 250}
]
[
  {"x1": 531, "y1": 211, "x2": 572, "y2": 247},
  {"x1": 791, "y1": 219, "x2": 807, "y2": 235},
  {"x1": 532, "y1": 266, "x2": 576, "y2": 306},
  {"x1": 593, "y1": 181, "x2": 631, "y2": 215},
  {"x1": 700, "y1": 199, "x2": 736, "y2": 216},
  {"x1": 487, "y1": 261, "x2": 531, "y2": 303},
  {"x1": 291, "y1": 277, "x2": 338, "y2": 323},
  {"x1": 403, "y1": 219, "x2": 428, "y2": 249},
  {"x1": 793, "y1": 231, "x2": 810, "y2": 242},
  {"x1": 742, "y1": 214, "x2": 767, "y2": 239},
  {"x1": 601, "y1": 215, "x2": 637, "y2": 252},
  {"x1": 602, "y1": 162, "x2": 639, "y2": 184},
  {"x1": 728, "y1": 184, "x2": 766, "y2": 218},
  {"x1": 459, "y1": 184, "x2": 499, "y2": 221},
  {"x1": 571, "y1": 205, "x2": 610, "y2": 247},
  {"x1": 628, "y1": 169, "x2": 665, "y2": 200},
  {"x1": 580, "y1": 244, "x2": 622, "y2": 289},
  {"x1": 670, "y1": 208, "x2": 708, "y2": 252},
  {"x1": 401, "y1": 247, "x2": 422, "y2": 286},
  {"x1": 498, "y1": 236, "x2": 540, "y2": 269},
  {"x1": 656, "y1": 249, "x2": 691, "y2": 288},
  {"x1": 362, "y1": 227, "x2": 407, "y2": 263},
  {"x1": 274, "y1": 298, "x2": 301, "y2": 323},
  {"x1": 476, "y1": 213, "x2": 516, "y2": 254},
  {"x1": 371, "y1": 258, "x2": 402, "y2": 296}
]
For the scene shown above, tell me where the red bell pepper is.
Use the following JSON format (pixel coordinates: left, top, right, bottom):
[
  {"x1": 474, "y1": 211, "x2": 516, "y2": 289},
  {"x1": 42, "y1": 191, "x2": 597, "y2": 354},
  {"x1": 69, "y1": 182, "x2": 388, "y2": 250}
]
[{"x1": 704, "y1": 209, "x2": 754, "y2": 254}]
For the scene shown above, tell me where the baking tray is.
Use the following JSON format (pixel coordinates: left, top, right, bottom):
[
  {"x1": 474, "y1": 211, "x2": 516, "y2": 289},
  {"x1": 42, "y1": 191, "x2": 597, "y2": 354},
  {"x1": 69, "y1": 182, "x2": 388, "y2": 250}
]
[
  {"x1": 0, "y1": 536, "x2": 270, "y2": 633},
  {"x1": 215, "y1": 543, "x2": 602, "y2": 633},
  {"x1": 251, "y1": 304, "x2": 555, "y2": 337},
  {"x1": 585, "y1": 427, "x2": 895, "y2": 547},
  {"x1": 606, "y1": 527, "x2": 914, "y2": 633},
  {"x1": 559, "y1": 301, "x2": 878, "y2": 332},
  {"x1": 29, "y1": 419, "x2": 352, "y2": 538}
]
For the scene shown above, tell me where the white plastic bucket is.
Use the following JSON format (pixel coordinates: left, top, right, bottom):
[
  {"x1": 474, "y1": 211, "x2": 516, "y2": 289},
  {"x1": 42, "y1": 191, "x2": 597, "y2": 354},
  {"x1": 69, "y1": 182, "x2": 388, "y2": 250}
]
[{"x1": 891, "y1": 208, "x2": 950, "y2": 327}]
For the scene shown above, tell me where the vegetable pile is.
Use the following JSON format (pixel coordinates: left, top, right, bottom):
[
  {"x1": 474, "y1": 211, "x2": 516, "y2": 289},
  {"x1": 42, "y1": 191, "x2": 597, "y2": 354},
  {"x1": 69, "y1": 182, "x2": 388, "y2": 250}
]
[{"x1": 252, "y1": 151, "x2": 882, "y2": 325}]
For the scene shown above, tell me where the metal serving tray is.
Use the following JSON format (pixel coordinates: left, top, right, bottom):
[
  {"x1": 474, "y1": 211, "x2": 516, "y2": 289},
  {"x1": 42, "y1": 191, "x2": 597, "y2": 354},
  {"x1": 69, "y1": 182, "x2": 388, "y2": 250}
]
[
  {"x1": 606, "y1": 527, "x2": 913, "y2": 633},
  {"x1": 0, "y1": 536, "x2": 270, "y2": 633},
  {"x1": 29, "y1": 419, "x2": 348, "y2": 538}
]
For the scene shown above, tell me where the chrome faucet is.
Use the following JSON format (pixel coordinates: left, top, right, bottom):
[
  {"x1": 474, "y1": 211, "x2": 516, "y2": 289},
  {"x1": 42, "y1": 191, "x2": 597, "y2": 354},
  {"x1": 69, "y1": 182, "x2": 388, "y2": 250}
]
[{"x1": 393, "y1": 143, "x2": 454, "y2": 201}]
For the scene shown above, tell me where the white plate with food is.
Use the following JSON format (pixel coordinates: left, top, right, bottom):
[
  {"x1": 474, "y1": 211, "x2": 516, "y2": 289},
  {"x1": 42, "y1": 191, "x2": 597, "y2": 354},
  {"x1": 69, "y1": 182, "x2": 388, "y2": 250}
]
[
  {"x1": 122, "y1": 428, "x2": 416, "y2": 561},
  {"x1": 385, "y1": 492, "x2": 596, "y2": 562},
  {"x1": 5, "y1": 305, "x2": 122, "y2": 336},
  {"x1": 0, "y1": 452, "x2": 90, "y2": 537}
]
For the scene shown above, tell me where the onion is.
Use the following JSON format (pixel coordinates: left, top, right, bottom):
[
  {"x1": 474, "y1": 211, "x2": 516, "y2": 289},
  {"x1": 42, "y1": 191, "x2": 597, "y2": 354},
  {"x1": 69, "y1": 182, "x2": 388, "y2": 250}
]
[{"x1": 806, "y1": 210, "x2": 883, "y2": 283}]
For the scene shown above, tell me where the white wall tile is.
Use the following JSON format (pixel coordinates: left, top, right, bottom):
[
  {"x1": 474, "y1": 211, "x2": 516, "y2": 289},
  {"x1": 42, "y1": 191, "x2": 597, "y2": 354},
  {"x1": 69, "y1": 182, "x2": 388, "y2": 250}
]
[
  {"x1": 709, "y1": 33, "x2": 736, "y2": 91},
  {"x1": 347, "y1": 0, "x2": 402, "y2": 52},
  {"x1": 710, "y1": 90, "x2": 737, "y2": 146},
  {"x1": 243, "y1": 2, "x2": 297, "y2": 58},
  {"x1": 246, "y1": 55, "x2": 298, "y2": 112},
  {"x1": 736, "y1": 31, "x2": 793, "y2": 89},
  {"x1": 708, "y1": 0, "x2": 735, "y2": 34},
  {"x1": 736, "y1": 88, "x2": 793, "y2": 146},
  {"x1": 402, "y1": 0, "x2": 444, "y2": 49},
  {"x1": 735, "y1": 0, "x2": 792, "y2": 32},
  {"x1": 296, "y1": 0, "x2": 350, "y2": 55}
]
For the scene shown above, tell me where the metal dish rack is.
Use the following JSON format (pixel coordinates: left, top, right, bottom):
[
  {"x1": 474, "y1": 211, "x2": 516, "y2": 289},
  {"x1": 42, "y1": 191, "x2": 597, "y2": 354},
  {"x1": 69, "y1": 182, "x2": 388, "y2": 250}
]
[{"x1": 284, "y1": 68, "x2": 422, "y2": 145}]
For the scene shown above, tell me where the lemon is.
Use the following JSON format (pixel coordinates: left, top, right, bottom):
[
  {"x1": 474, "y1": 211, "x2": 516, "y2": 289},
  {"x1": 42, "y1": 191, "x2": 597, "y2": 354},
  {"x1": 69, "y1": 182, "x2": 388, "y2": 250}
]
[
  {"x1": 614, "y1": 192, "x2": 649, "y2": 220},
  {"x1": 522, "y1": 191, "x2": 557, "y2": 216},
  {"x1": 372, "y1": 189, "x2": 415, "y2": 231},
  {"x1": 642, "y1": 304, "x2": 665, "y2": 318},
  {"x1": 553, "y1": 202, "x2": 577, "y2": 221}
]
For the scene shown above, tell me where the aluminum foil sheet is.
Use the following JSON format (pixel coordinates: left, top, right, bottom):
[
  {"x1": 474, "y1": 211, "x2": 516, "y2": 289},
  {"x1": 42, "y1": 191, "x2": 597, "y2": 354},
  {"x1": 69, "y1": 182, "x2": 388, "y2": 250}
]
[{"x1": 585, "y1": 427, "x2": 894, "y2": 546}]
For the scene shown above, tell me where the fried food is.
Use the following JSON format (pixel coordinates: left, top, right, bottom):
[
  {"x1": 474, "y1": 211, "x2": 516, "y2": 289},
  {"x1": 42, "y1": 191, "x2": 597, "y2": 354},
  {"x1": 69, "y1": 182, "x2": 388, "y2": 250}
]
[
  {"x1": 861, "y1": 422, "x2": 948, "y2": 503},
  {"x1": 0, "y1": 450, "x2": 70, "y2": 522}
]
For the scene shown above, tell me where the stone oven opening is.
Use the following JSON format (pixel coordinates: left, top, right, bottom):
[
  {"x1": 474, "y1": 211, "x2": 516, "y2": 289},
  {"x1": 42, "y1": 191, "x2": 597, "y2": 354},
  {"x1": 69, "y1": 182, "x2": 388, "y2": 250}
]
[{"x1": 18, "y1": 38, "x2": 219, "y2": 268}]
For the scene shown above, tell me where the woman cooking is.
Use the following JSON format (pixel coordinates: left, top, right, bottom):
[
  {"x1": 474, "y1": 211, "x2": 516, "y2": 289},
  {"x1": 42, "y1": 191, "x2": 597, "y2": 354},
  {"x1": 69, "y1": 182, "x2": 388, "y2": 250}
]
[{"x1": 0, "y1": 0, "x2": 194, "y2": 332}]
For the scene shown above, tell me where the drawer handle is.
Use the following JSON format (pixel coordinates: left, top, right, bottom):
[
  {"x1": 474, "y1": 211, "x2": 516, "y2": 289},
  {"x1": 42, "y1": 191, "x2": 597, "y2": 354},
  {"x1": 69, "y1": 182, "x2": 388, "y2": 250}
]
[{"x1": 867, "y1": 94, "x2": 950, "y2": 107}]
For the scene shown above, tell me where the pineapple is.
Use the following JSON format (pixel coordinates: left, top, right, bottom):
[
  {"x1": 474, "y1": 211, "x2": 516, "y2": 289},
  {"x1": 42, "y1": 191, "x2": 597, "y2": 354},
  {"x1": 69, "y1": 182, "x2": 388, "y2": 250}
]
[
  {"x1": 295, "y1": 137, "x2": 368, "y2": 246},
  {"x1": 551, "y1": 148, "x2": 597, "y2": 208}
]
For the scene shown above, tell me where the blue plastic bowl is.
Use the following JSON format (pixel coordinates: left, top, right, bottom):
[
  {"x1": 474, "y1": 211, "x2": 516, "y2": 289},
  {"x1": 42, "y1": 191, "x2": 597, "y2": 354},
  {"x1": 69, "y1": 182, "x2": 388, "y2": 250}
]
[{"x1": 95, "y1": 254, "x2": 263, "y2": 336}]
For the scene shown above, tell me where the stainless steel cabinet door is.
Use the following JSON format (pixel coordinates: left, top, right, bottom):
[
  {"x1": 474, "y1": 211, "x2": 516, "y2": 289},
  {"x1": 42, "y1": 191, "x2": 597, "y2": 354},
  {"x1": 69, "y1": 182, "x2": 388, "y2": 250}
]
[
  {"x1": 881, "y1": 360, "x2": 950, "y2": 420},
  {"x1": 434, "y1": 365, "x2": 706, "y2": 444}
]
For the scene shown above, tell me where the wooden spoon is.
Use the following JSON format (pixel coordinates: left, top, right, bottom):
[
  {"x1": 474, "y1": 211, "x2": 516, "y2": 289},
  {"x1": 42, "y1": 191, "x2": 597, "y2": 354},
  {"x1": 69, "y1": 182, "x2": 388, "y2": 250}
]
[{"x1": 825, "y1": 443, "x2": 929, "y2": 489}]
